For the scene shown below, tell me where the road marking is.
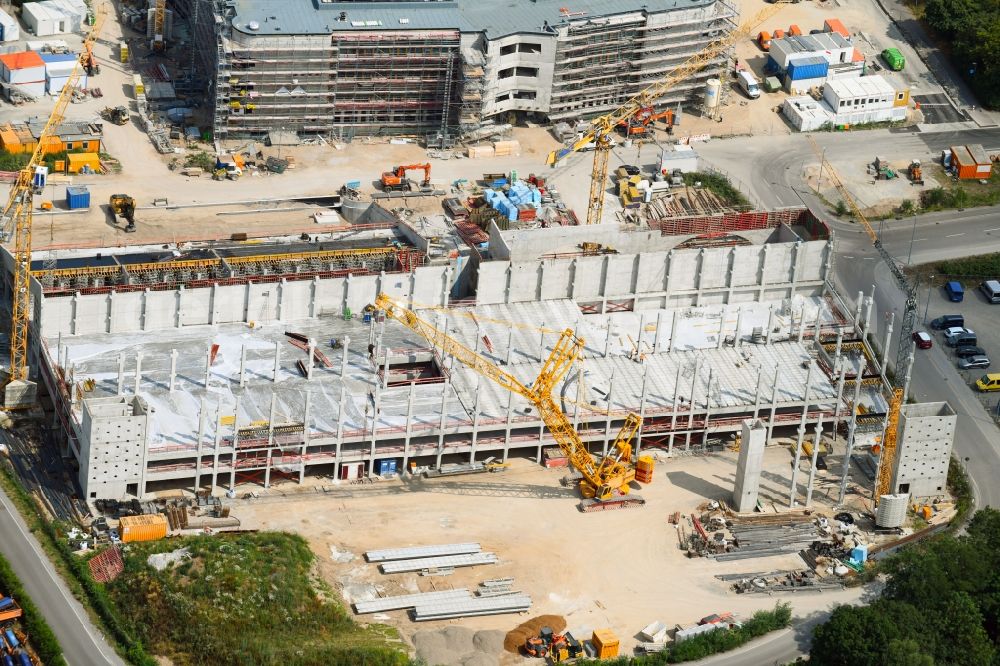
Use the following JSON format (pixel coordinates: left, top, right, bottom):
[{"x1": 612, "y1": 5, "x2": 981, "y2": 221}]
[
  {"x1": 842, "y1": 255, "x2": 855, "y2": 259},
  {"x1": 986, "y1": 227, "x2": 1000, "y2": 232},
  {"x1": 912, "y1": 238, "x2": 927, "y2": 242},
  {"x1": 946, "y1": 233, "x2": 966, "y2": 237}
]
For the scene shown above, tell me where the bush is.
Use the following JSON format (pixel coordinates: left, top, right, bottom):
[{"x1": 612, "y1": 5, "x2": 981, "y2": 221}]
[
  {"x1": 0, "y1": 553, "x2": 66, "y2": 666},
  {"x1": 681, "y1": 171, "x2": 750, "y2": 207},
  {"x1": 834, "y1": 200, "x2": 849, "y2": 216}
]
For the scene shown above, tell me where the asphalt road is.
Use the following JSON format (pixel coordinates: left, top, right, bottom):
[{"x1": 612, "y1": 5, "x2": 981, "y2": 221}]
[{"x1": 0, "y1": 487, "x2": 124, "y2": 666}]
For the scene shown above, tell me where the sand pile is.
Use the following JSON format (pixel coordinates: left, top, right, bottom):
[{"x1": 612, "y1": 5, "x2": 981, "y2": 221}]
[
  {"x1": 413, "y1": 627, "x2": 506, "y2": 666},
  {"x1": 503, "y1": 615, "x2": 567, "y2": 654}
]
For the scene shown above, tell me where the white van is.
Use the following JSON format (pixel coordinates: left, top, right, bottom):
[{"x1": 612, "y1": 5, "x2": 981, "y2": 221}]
[
  {"x1": 737, "y1": 71, "x2": 761, "y2": 99},
  {"x1": 981, "y1": 279, "x2": 1000, "y2": 304}
]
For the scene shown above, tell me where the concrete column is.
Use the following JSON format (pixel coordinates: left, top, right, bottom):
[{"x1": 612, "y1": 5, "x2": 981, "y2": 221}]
[
  {"x1": 307, "y1": 339, "x2": 317, "y2": 381},
  {"x1": 194, "y1": 398, "x2": 207, "y2": 493},
  {"x1": 310, "y1": 276, "x2": 319, "y2": 318},
  {"x1": 833, "y1": 365, "x2": 848, "y2": 440},
  {"x1": 340, "y1": 336, "x2": 351, "y2": 378},
  {"x1": 838, "y1": 376, "x2": 865, "y2": 504},
  {"x1": 635, "y1": 363, "x2": 649, "y2": 458},
  {"x1": 766, "y1": 305, "x2": 775, "y2": 345},
  {"x1": 695, "y1": 249, "x2": 706, "y2": 305},
  {"x1": 667, "y1": 311, "x2": 679, "y2": 353},
  {"x1": 369, "y1": 383, "x2": 382, "y2": 469},
  {"x1": 68, "y1": 364, "x2": 77, "y2": 407},
  {"x1": 862, "y1": 288, "x2": 875, "y2": 340},
  {"x1": 835, "y1": 329, "x2": 844, "y2": 361},
  {"x1": 538, "y1": 329, "x2": 546, "y2": 363},
  {"x1": 572, "y1": 369, "x2": 583, "y2": 432},
  {"x1": 300, "y1": 392, "x2": 311, "y2": 483},
  {"x1": 502, "y1": 389, "x2": 514, "y2": 462},
  {"x1": 702, "y1": 369, "x2": 715, "y2": 447},
  {"x1": 229, "y1": 397, "x2": 241, "y2": 491},
  {"x1": 168, "y1": 349, "x2": 178, "y2": 394},
  {"x1": 133, "y1": 352, "x2": 144, "y2": 394},
  {"x1": 602, "y1": 371, "x2": 616, "y2": 456},
  {"x1": 205, "y1": 347, "x2": 213, "y2": 388},
  {"x1": 239, "y1": 345, "x2": 247, "y2": 387},
  {"x1": 273, "y1": 342, "x2": 281, "y2": 382},
  {"x1": 604, "y1": 329, "x2": 612, "y2": 358},
  {"x1": 334, "y1": 385, "x2": 346, "y2": 480},
  {"x1": 880, "y1": 312, "x2": 895, "y2": 380},
  {"x1": 381, "y1": 353, "x2": 390, "y2": 390},
  {"x1": 654, "y1": 311, "x2": 665, "y2": 353},
  {"x1": 805, "y1": 414, "x2": 824, "y2": 507},
  {"x1": 470, "y1": 375, "x2": 483, "y2": 463},
  {"x1": 797, "y1": 307, "x2": 806, "y2": 343},
  {"x1": 735, "y1": 308, "x2": 745, "y2": 347},
  {"x1": 716, "y1": 311, "x2": 726, "y2": 349},
  {"x1": 637, "y1": 312, "x2": 646, "y2": 358},
  {"x1": 117, "y1": 352, "x2": 126, "y2": 395},
  {"x1": 436, "y1": 379, "x2": 450, "y2": 469},
  {"x1": 854, "y1": 290, "x2": 865, "y2": 337},
  {"x1": 505, "y1": 327, "x2": 514, "y2": 365},
  {"x1": 767, "y1": 365, "x2": 780, "y2": 442},
  {"x1": 901, "y1": 350, "x2": 916, "y2": 404},
  {"x1": 669, "y1": 365, "x2": 683, "y2": 455},
  {"x1": 788, "y1": 363, "x2": 814, "y2": 507},
  {"x1": 752, "y1": 367, "x2": 764, "y2": 420},
  {"x1": 685, "y1": 358, "x2": 701, "y2": 451},
  {"x1": 403, "y1": 381, "x2": 415, "y2": 472},
  {"x1": 212, "y1": 401, "x2": 222, "y2": 490}
]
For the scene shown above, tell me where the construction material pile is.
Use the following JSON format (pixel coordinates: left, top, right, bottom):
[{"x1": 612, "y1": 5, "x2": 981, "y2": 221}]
[
  {"x1": 719, "y1": 568, "x2": 844, "y2": 594},
  {"x1": 504, "y1": 615, "x2": 567, "y2": 654}
]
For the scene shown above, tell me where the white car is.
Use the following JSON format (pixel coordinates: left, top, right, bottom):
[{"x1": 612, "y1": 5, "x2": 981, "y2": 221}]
[{"x1": 944, "y1": 326, "x2": 974, "y2": 341}]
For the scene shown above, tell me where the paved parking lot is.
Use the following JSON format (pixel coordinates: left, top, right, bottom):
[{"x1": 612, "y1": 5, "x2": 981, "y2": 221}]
[{"x1": 920, "y1": 280, "x2": 1000, "y2": 406}]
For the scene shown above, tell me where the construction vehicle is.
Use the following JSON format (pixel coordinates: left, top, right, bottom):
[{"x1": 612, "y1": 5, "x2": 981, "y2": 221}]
[
  {"x1": 547, "y1": 3, "x2": 794, "y2": 225},
  {"x1": 908, "y1": 160, "x2": 924, "y2": 185},
  {"x1": 617, "y1": 107, "x2": 675, "y2": 137},
  {"x1": 100, "y1": 106, "x2": 128, "y2": 125},
  {"x1": 806, "y1": 136, "x2": 915, "y2": 506},
  {"x1": 0, "y1": 2, "x2": 107, "y2": 407},
  {"x1": 381, "y1": 163, "x2": 431, "y2": 192},
  {"x1": 374, "y1": 293, "x2": 645, "y2": 511},
  {"x1": 109, "y1": 194, "x2": 136, "y2": 232},
  {"x1": 524, "y1": 626, "x2": 574, "y2": 660},
  {"x1": 214, "y1": 154, "x2": 244, "y2": 180}
]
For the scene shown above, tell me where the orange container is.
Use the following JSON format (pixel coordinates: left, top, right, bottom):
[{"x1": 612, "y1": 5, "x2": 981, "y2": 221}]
[
  {"x1": 637, "y1": 456, "x2": 656, "y2": 472},
  {"x1": 788, "y1": 24, "x2": 802, "y2": 37},
  {"x1": 592, "y1": 629, "x2": 619, "y2": 659},
  {"x1": 118, "y1": 514, "x2": 168, "y2": 543}
]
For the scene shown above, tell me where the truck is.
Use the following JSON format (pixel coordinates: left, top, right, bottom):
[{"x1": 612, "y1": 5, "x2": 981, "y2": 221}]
[{"x1": 881, "y1": 48, "x2": 905, "y2": 71}]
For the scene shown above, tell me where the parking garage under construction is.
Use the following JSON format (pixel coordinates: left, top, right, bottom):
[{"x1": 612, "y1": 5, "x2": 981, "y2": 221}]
[{"x1": 5, "y1": 207, "x2": 900, "y2": 501}]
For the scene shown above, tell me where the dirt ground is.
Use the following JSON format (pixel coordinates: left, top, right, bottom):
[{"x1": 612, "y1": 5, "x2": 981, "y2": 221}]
[{"x1": 232, "y1": 434, "x2": 870, "y2": 663}]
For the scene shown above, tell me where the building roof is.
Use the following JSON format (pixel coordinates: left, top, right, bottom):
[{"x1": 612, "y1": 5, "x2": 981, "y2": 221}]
[
  {"x1": 0, "y1": 51, "x2": 45, "y2": 71},
  {"x1": 825, "y1": 75, "x2": 895, "y2": 100},
  {"x1": 230, "y1": 0, "x2": 716, "y2": 38}
]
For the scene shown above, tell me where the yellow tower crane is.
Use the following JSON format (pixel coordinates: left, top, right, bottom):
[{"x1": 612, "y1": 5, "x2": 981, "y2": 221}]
[
  {"x1": 1, "y1": 2, "x2": 108, "y2": 407},
  {"x1": 152, "y1": 0, "x2": 167, "y2": 52},
  {"x1": 374, "y1": 294, "x2": 644, "y2": 512},
  {"x1": 805, "y1": 136, "x2": 915, "y2": 504},
  {"x1": 547, "y1": 3, "x2": 791, "y2": 226}
]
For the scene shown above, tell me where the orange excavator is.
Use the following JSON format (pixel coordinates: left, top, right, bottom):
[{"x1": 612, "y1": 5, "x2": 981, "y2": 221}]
[
  {"x1": 618, "y1": 106, "x2": 674, "y2": 136},
  {"x1": 380, "y1": 163, "x2": 431, "y2": 192}
]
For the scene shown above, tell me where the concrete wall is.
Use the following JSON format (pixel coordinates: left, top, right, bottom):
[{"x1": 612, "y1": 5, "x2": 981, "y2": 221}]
[
  {"x1": 79, "y1": 396, "x2": 150, "y2": 499},
  {"x1": 481, "y1": 34, "x2": 557, "y2": 116},
  {"x1": 39, "y1": 265, "x2": 459, "y2": 337},
  {"x1": 477, "y1": 238, "x2": 832, "y2": 310},
  {"x1": 732, "y1": 419, "x2": 766, "y2": 512},
  {"x1": 891, "y1": 401, "x2": 956, "y2": 499}
]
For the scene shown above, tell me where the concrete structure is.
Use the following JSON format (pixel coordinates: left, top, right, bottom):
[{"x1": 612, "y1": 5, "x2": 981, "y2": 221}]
[
  {"x1": 732, "y1": 419, "x2": 766, "y2": 512},
  {"x1": 176, "y1": 0, "x2": 736, "y2": 142},
  {"x1": 783, "y1": 75, "x2": 909, "y2": 131},
  {"x1": 890, "y1": 402, "x2": 956, "y2": 499}
]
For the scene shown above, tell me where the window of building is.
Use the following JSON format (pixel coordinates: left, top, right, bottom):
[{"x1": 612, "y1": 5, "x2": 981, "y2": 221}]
[
  {"x1": 498, "y1": 67, "x2": 513, "y2": 79},
  {"x1": 514, "y1": 90, "x2": 537, "y2": 100},
  {"x1": 495, "y1": 93, "x2": 510, "y2": 103},
  {"x1": 897, "y1": 92, "x2": 905, "y2": 101},
  {"x1": 500, "y1": 44, "x2": 516, "y2": 56},
  {"x1": 515, "y1": 66, "x2": 538, "y2": 78},
  {"x1": 518, "y1": 43, "x2": 542, "y2": 54}
]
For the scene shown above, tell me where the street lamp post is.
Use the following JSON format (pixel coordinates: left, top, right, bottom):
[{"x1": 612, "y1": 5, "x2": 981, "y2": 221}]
[
  {"x1": 923, "y1": 274, "x2": 934, "y2": 324},
  {"x1": 907, "y1": 215, "x2": 917, "y2": 265}
]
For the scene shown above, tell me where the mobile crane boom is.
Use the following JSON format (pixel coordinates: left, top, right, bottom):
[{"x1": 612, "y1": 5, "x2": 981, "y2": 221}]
[{"x1": 374, "y1": 294, "x2": 644, "y2": 511}]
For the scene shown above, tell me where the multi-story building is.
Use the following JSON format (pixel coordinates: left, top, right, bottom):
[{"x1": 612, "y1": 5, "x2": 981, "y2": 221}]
[{"x1": 175, "y1": 0, "x2": 736, "y2": 142}]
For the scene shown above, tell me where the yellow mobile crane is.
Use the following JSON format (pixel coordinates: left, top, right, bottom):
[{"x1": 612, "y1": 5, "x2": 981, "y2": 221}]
[
  {"x1": 374, "y1": 294, "x2": 644, "y2": 512},
  {"x1": 547, "y1": 3, "x2": 791, "y2": 225},
  {"x1": 806, "y1": 136, "x2": 914, "y2": 503},
  {"x1": 1, "y1": 3, "x2": 108, "y2": 407}
]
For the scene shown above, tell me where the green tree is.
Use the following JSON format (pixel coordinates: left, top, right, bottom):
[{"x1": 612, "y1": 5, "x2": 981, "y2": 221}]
[
  {"x1": 811, "y1": 601, "x2": 924, "y2": 665},
  {"x1": 885, "y1": 639, "x2": 934, "y2": 666},
  {"x1": 930, "y1": 592, "x2": 994, "y2": 666}
]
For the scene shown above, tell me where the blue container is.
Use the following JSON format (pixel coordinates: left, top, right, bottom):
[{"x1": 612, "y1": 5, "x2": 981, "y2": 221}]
[
  {"x1": 5, "y1": 629, "x2": 18, "y2": 650},
  {"x1": 17, "y1": 653, "x2": 28, "y2": 666},
  {"x1": 0, "y1": 597, "x2": 13, "y2": 611},
  {"x1": 377, "y1": 459, "x2": 397, "y2": 476},
  {"x1": 787, "y1": 56, "x2": 829, "y2": 81},
  {"x1": 3, "y1": 654, "x2": 13, "y2": 666},
  {"x1": 66, "y1": 185, "x2": 90, "y2": 210}
]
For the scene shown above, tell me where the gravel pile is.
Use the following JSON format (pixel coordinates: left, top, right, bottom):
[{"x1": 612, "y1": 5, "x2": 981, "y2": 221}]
[{"x1": 413, "y1": 627, "x2": 506, "y2": 666}]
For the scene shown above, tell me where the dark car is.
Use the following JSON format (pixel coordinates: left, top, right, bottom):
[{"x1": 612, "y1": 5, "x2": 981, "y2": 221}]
[
  {"x1": 931, "y1": 314, "x2": 964, "y2": 330},
  {"x1": 912, "y1": 331, "x2": 932, "y2": 349},
  {"x1": 956, "y1": 345, "x2": 987, "y2": 358}
]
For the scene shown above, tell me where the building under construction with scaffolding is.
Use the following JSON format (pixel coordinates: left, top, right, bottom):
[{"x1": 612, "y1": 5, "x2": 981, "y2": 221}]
[
  {"x1": 4, "y1": 203, "x2": 899, "y2": 501},
  {"x1": 175, "y1": 0, "x2": 736, "y2": 142}
]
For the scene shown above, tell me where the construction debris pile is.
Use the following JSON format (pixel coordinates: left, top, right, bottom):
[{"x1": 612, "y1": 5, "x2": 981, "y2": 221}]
[
  {"x1": 355, "y1": 542, "x2": 531, "y2": 620},
  {"x1": 719, "y1": 568, "x2": 844, "y2": 594},
  {"x1": 683, "y1": 504, "x2": 831, "y2": 562}
]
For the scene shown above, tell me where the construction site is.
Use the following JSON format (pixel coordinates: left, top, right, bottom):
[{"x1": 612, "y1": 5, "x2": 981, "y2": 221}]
[{"x1": 0, "y1": 0, "x2": 964, "y2": 663}]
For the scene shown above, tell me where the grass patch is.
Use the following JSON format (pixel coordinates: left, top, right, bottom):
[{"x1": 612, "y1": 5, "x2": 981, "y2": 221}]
[
  {"x1": 184, "y1": 150, "x2": 216, "y2": 172},
  {"x1": 681, "y1": 171, "x2": 749, "y2": 207},
  {"x1": 107, "y1": 532, "x2": 408, "y2": 666},
  {"x1": 919, "y1": 167, "x2": 1000, "y2": 212},
  {"x1": 576, "y1": 603, "x2": 792, "y2": 664},
  {"x1": 0, "y1": 550, "x2": 66, "y2": 665}
]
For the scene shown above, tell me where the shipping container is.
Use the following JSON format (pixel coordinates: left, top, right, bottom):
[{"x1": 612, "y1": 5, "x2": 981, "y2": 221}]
[
  {"x1": 823, "y1": 18, "x2": 850, "y2": 38},
  {"x1": 376, "y1": 459, "x2": 398, "y2": 477},
  {"x1": 592, "y1": 629, "x2": 619, "y2": 659},
  {"x1": 118, "y1": 514, "x2": 168, "y2": 543},
  {"x1": 881, "y1": 47, "x2": 904, "y2": 71},
  {"x1": 787, "y1": 56, "x2": 829, "y2": 81},
  {"x1": 951, "y1": 144, "x2": 991, "y2": 180},
  {"x1": 66, "y1": 185, "x2": 90, "y2": 209}
]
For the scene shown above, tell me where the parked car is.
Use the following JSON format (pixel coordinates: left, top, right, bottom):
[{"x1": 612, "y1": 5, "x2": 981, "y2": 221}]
[
  {"x1": 981, "y1": 279, "x2": 1000, "y2": 304},
  {"x1": 911, "y1": 331, "x2": 932, "y2": 349},
  {"x1": 948, "y1": 332, "x2": 977, "y2": 348},
  {"x1": 977, "y1": 373, "x2": 1000, "y2": 392},
  {"x1": 958, "y1": 355, "x2": 991, "y2": 370},
  {"x1": 944, "y1": 281, "x2": 965, "y2": 302},
  {"x1": 931, "y1": 314, "x2": 964, "y2": 330},
  {"x1": 955, "y1": 345, "x2": 987, "y2": 358},
  {"x1": 944, "y1": 326, "x2": 974, "y2": 341}
]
